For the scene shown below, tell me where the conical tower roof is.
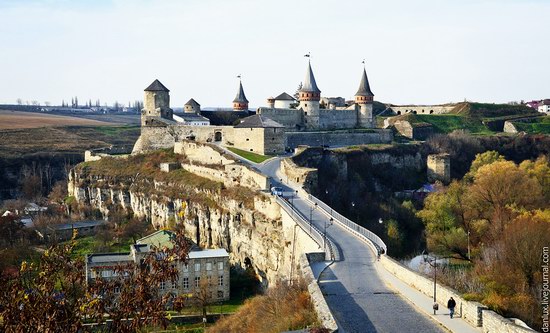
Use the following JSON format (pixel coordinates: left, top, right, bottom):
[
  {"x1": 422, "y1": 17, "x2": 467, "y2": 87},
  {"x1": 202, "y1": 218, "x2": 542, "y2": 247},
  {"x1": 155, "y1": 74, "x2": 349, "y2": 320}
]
[
  {"x1": 355, "y1": 68, "x2": 374, "y2": 97},
  {"x1": 300, "y1": 61, "x2": 321, "y2": 94},
  {"x1": 233, "y1": 80, "x2": 249, "y2": 103},
  {"x1": 144, "y1": 79, "x2": 169, "y2": 92}
]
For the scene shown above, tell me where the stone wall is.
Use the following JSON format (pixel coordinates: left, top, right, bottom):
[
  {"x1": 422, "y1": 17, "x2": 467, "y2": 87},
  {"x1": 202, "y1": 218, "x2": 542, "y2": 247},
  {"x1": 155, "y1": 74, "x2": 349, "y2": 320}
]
[
  {"x1": 133, "y1": 125, "x2": 237, "y2": 154},
  {"x1": 257, "y1": 108, "x2": 303, "y2": 129},
  {"x1": 427, "y1": 154, "x2": 451, "y2": 184},
  {"x1": 285, "y1": 129, "x2": 393, "y2": 149},
  {"x1": 175, "y1": 141, "x2": 236, "y2": 165},
  {"x1": 299, "y1": 253, "x2": 338, "y2": 332},
  {"x1": 175, "y1": 140, "x2": 269, "y2": 191},
  {"x1": 280, "y1": 158, "x2": 318, "y2": 191},
  {"x1": 84, "y1": 145, "x2": 133, "y2": 162},
  {"x1": 380, "y1": 256, "x2": 534, "y2": 332},
  {"x1": 390, "y1": 105, "x2": 455, "y2": 115},
  {"x1": 481, "y1": 309, "x2": 535, "y2": 333},
  {"x1": 318, "y1": 108, "x2": 357, "y2": 129}
]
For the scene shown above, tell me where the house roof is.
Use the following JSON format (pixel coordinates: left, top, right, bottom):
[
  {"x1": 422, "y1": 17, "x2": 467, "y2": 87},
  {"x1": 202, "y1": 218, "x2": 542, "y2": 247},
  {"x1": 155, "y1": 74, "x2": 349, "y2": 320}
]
[
  {"x1": 175, "y1": 113, "x2": 210, "y2": 122},
  {"x1": 51, "y1": 220, "x2": 104, "y2": 231},
  {"x1": 137, "y1": 230, "x2": 175, "y2": 249},
  {"x1": 188, "y1": 248, "x2": 229, "y2": 259},
  {"x1": 274, "y1": 92, "x2": 296, "y2": 101},
  {"x1": 144, "y1": 79, "x2": 170, "y2": 92},
  {"x1": 355, "y1": 67, "x2": 374, "y2": 97},
  {"x1": 234, "y1": 114, "x2": 284, "y2": 128},
  {"x1": 300, "y1": 61, "x2": 321, "y2": 94},
  {"x1": 86, "y1": 252, "x2": 132, "y2": 264},
  {"x1": 185, "y1": 98, "x2": 200, "y2": 107},
  {"x1": 233, "y1": 80, "x2": 249, "y2": 103}
]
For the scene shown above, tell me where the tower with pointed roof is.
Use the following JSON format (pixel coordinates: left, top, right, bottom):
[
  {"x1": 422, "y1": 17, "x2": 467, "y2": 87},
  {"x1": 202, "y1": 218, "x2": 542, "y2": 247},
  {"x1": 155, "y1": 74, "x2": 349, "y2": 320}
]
[
  {"x1": 184, "y1": 98, "x2": 201, "y2": 113},
  {"x1": 233, "y1": 80, "x2": 249, "y2": 111},
  {"x1": 299, "y1": 61, "x2": 321, "y2": 129},
  {"x1": 355, "y1": 66, "x2": 374, "y2": 128},
  {"x1": 141, "y1": 79, "x2": 173, "y2": 126}
]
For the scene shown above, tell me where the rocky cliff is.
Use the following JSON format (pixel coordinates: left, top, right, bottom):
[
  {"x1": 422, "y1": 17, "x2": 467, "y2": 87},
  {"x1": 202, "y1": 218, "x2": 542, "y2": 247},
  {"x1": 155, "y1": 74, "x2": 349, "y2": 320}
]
[{"x1": 67, "y1": 152, "x2": 294, "y2": 286}]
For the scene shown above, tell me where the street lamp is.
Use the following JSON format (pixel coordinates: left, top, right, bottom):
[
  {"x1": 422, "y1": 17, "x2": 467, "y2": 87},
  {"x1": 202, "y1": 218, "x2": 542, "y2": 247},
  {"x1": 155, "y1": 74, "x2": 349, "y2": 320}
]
[
  {"x1": 309, "y1": 203, "x2": 318, "y2": 234},
  {"x1": 323, "y1": 217, "x2": 333, "y2": 253},
  {"x1": 422, "y1": 251, "x2": 438, "y2": 315},
  {"x1": 325, "y1": 189, "x2": 333, "y2": 216}
]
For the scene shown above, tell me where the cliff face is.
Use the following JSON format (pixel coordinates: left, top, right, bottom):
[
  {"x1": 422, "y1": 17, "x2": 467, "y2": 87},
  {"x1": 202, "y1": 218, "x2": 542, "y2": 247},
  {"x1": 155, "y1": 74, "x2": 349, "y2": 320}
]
[{"x1": 68, "y1": 168, "x2": 289, "y2": 285}]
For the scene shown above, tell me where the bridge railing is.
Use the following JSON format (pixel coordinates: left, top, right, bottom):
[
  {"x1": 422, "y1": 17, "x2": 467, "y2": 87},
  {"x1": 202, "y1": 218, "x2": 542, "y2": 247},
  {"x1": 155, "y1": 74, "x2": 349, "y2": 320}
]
[
  {"x1": 307, "y1": 194, "x2": 387, "y2": 255},
  {"x1": 275, "y1": 196, "x2": 336, "y2": 262}
]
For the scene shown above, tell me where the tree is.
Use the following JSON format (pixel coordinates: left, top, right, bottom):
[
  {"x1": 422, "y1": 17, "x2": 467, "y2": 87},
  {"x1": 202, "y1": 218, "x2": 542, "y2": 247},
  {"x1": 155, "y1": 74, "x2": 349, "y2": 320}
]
[
  {"x1": 468, "y1": 160, "x2": 542, "y2": 234},
  {"x1": 0, "y1": 231, "x2": 191, "y2": 333},
  {"x1": 16, "y1": 98, "x2": 22, "y2": 105}
]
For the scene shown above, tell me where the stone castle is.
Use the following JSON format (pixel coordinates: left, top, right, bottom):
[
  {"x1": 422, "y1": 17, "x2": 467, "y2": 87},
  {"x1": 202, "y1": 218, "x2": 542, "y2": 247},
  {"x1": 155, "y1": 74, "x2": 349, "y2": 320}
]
[{"x1": 132, "y1": 61, "x2": 389, "y2": 155}]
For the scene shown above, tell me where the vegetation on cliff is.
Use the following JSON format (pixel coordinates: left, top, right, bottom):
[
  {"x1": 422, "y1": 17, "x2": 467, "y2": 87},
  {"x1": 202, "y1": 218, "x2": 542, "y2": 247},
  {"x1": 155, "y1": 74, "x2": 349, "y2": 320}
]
[{"x1": 75, "y1": 150, "x2": 257, "y2": 209}]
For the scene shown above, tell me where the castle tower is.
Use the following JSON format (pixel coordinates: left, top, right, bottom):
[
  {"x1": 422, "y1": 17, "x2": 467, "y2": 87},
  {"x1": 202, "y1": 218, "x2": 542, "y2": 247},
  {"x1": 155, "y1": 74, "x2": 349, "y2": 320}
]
[
  {"x1": 141, "y1": 79, "x2": 173, "y2": 126},
  {"x1": 184, "y1": 98, "x2": 201, "y2": 113},
  {"x1": 233, "y1": 80, "x2": 249, "y2": 111},
  {"x1": 355, "y1": 66, "x2": 374, "y2": 128},
  {"x1": 299, "y1": 60, "x2": 321, "y2": 129}
]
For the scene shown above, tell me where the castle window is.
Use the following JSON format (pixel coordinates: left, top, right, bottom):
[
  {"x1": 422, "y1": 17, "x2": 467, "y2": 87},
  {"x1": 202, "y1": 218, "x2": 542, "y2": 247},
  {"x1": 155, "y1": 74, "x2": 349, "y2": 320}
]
[
  {"x1": 183, "y1": 277, "x2": 189, "y2": 289},
  {"x1": 218, "y1": 290, "x2": 224, "y2": 299},
  {"x1": 246, "y1": 138, "x2": 249, "y2": 141}
]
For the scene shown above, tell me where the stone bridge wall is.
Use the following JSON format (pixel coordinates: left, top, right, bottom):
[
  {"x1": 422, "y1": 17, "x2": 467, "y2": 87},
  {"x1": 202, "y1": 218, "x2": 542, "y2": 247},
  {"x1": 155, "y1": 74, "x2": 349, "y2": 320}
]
[
  {"x1": 280, "y1": 158, "x2": 318, "y2": 191},
  {"x1": 380, "y1": 256, "x2": 534, "y2": 332}
]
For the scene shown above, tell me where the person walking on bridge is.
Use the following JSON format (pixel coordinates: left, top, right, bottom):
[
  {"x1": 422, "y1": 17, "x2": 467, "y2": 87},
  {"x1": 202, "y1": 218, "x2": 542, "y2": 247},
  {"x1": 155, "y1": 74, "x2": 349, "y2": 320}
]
[{"x1": 447, "y1": 297, "x2": 456, "y2": 319}]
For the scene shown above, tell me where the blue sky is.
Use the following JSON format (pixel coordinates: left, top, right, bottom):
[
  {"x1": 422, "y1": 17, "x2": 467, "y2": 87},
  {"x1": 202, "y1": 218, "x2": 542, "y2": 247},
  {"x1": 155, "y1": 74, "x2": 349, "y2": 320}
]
[{"x1": 0, "y1": 0, "x2": 548, "y2": 107}]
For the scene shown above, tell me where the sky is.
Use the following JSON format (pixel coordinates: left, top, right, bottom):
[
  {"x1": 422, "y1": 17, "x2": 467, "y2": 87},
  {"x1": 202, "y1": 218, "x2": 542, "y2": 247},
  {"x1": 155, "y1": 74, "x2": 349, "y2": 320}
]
[{"x1": 0, "y1": 0, "x2": 549, "y2": 108}]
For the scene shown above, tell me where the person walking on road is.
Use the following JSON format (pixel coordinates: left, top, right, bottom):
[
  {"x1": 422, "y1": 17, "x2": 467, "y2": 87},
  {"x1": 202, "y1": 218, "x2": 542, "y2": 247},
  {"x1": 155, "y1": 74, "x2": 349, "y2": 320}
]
[{"x1": 447, "y1": 297, "x2": 456, "y2": 319}]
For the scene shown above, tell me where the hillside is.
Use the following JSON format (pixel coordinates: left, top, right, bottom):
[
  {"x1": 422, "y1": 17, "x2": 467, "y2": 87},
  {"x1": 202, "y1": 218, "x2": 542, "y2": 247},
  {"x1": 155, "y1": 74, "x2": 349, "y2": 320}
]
[{"x1": 384, "y1": 102, "x2": 541, "y2": 134}]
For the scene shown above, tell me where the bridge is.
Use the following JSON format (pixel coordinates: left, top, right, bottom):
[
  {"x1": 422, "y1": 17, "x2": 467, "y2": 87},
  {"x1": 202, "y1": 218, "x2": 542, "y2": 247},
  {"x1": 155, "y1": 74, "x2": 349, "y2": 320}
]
[{"x1": 225, "y1": 152, "x2": 481, "y2": 333}]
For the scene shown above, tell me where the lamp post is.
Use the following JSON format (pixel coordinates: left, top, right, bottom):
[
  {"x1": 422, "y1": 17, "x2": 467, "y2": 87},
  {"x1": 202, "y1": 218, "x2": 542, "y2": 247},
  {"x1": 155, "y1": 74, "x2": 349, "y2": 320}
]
[
  {"x1": 423, "y1": 251, "x2": 438, "y2": 315},
  {"x1": 309, "y1": 203, "x2": 318, "y2": 234},
  {"x1": 325, "y1": 189, "x2": 333, "y2": 216},
  {"x1": 323, "y1": 217, "x2": 333, "y2": 253}
]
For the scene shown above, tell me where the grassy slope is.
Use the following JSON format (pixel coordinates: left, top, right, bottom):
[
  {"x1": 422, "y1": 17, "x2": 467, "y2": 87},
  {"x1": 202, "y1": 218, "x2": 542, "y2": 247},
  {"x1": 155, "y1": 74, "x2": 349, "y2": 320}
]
[
  {"x1": 226, "y1": 147, "x2": 272, "y2": 163},
  {"x1": 513, "y1": 116, "x2": 550, "y2": 134}
]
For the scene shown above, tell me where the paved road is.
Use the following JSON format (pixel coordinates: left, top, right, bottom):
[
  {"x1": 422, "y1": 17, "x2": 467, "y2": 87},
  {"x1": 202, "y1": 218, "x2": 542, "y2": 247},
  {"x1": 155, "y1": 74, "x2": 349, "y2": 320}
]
[{"x1": 256, "y1": 158, "x2": 445, "y2": 333}]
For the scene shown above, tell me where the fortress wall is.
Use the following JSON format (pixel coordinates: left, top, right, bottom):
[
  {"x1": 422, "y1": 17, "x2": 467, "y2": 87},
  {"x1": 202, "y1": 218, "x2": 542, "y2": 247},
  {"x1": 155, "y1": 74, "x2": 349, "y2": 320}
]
[
  {"x1": 257, "y1": 108, "x2": 303, "y2": 129},
  {"x1": 285, "y1": 129, "x2": 393, "y2": 149},
  {"x1": 181, "y1": 164, "x2": 227, "y2": 184},
  {"x1": 226, "y1": 164, "x2": 269, "y2": 191},
  {"x1": 175, "y1": 141, "x2": 236, "y2": 165},
  {"x1": 263, "y1": 128, "x2": 286, "y2": 155},
  {"x1": 319, "y1": 109, "x2": 357, "y2": 129},
  {"x1": 133, "y1": 125, "x2": 235, "y2": 154},
  {"x1": 390, "y1": 105, "x2": 455, "y2": 115}
]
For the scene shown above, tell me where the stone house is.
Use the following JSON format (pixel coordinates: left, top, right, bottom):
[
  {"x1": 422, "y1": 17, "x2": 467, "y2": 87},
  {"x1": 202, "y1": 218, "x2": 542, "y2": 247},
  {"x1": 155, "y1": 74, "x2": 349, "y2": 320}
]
[
  {"x1": 85, "y1": 230, "x2": 230, "y2": 304},
  {"x1": 393, "y1": 120, "x2": 433, "y2": 140}
]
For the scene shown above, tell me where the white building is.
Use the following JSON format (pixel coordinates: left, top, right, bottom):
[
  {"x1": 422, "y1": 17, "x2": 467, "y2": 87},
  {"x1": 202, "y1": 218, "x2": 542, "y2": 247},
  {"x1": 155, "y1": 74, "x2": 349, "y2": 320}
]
[{"x1": 538, "y1": 100, "x2": 550, "y2": 114}]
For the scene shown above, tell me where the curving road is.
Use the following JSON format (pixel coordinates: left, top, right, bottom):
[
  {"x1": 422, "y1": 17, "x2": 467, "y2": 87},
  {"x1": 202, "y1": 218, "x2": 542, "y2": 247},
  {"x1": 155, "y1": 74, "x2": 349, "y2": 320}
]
[{"x1": 256, "y1": 157, "x2": 446, "y2": 333}]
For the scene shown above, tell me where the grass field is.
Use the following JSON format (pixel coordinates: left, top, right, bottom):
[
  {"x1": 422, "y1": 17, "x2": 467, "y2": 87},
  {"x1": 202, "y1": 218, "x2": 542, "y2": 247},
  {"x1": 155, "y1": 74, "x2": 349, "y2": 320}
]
[
  {"x1": 226, "y1": 147, "x2": 272, "y2": 163},
  {"x1": 513, "y1": 117, "x2": 550, "y2": 134},
  {"x1": 0, "y1": 110, "x2": 113, "y2": 129},
  {"x1": 415, "y1": 114, "x2": 494, "y2": 135}
]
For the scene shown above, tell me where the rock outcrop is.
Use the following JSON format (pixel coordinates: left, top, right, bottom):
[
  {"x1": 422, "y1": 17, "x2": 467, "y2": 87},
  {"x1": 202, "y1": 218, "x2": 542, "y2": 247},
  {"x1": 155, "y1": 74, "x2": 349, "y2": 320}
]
[{"x1": 68, "y1": 167, "x2": 290, "y2": 286}]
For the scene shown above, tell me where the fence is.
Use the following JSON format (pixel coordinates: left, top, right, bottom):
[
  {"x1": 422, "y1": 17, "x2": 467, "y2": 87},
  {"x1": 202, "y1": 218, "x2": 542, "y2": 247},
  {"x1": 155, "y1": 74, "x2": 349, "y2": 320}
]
[
  {"x1": 275, "y1": 196, "x2": 336, "y2": 261},
  {"x1": 307, "y1": 194, "x2": 387, "y2": 255}
]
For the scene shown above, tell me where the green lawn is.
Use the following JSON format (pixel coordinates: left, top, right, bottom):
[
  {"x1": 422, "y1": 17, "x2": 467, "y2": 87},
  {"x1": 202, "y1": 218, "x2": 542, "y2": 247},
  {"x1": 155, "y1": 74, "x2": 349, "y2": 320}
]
[
  {"x1": 226, "y1": 147, "x2": 272, "y2": 163},
  {"x1": 415, "y1": 114, "x2": 494, "y2": 135},
  {"x1": 513, "y1": 117, "x2": 550, "y2": 134}
]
